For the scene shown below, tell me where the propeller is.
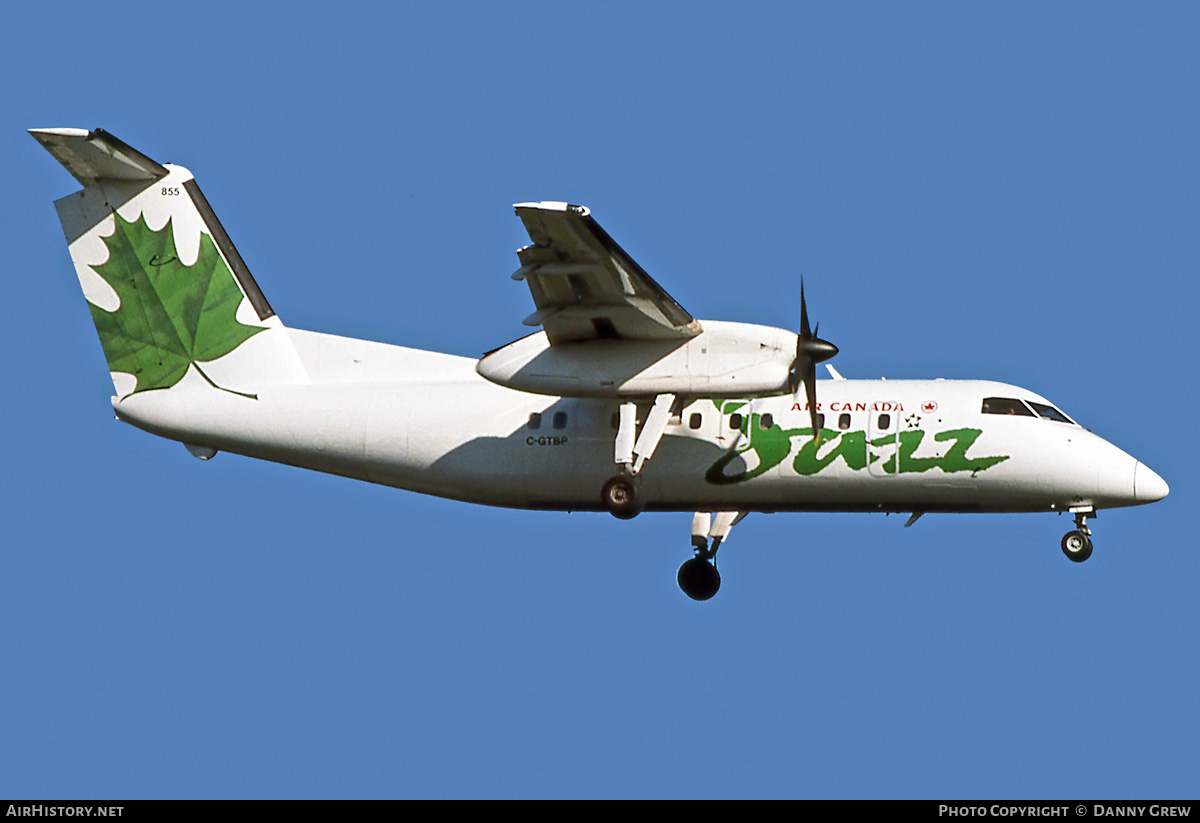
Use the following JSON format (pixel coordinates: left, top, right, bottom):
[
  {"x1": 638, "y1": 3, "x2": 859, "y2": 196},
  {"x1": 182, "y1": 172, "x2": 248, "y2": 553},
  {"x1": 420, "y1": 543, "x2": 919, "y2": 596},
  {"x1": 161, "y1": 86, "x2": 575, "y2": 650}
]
[{"x1": 787, "y1": 282, "x2": 839, "y2": 437}]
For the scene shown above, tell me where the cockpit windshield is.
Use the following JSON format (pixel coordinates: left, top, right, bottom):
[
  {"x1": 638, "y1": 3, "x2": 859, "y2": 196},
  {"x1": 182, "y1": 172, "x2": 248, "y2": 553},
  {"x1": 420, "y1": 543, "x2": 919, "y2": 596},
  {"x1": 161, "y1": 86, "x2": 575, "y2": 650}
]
[
  {"x1": 981, "y1": 397, "x2": 1076, "y2": 425},
  {"x1": 981, "y1": 397, "x2": 1035, "y2": 416},
  {"x1": 1027, "y1": 401, "x2": 1075, "y2": 424}
]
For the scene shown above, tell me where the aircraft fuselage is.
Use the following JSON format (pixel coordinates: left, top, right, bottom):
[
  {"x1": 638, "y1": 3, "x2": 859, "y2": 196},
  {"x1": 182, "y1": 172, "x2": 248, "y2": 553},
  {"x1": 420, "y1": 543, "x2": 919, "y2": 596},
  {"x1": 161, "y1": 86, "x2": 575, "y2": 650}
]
[
  {"x1": 32, "y1": 127, "x2": 1168, "y2": 598},
  {"x1": 111, "y1": 326, "x2": 1165, "y2": 516}
]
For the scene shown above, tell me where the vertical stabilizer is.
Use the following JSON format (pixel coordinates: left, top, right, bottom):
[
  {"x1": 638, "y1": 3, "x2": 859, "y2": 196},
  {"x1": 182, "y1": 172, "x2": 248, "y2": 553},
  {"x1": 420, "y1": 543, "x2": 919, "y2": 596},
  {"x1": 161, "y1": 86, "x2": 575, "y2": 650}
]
[{"x1": 32, "y1": 128, "x2": 307, "y2": 400}]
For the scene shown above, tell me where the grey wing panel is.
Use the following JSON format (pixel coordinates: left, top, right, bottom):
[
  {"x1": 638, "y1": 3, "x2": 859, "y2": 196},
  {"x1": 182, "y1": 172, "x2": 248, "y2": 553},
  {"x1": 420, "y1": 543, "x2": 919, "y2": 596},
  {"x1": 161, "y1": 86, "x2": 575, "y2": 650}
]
[
  {"x1": 29, "y1": 128, "x2": 168, "y2": 185},
  {"x1": 512, "y1": 202, "x2": 701, "y2": 345}
]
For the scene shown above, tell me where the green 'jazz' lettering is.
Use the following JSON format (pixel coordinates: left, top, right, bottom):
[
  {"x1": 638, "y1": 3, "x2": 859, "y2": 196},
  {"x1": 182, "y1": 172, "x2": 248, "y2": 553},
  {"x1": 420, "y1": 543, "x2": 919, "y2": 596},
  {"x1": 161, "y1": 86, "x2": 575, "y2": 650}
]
[
  {"x1": 794, "y1": 429, "x2": 869, "y2": 475},
  {"x1": 868, "y1": 428, "x2": 1008, "y2": 475},
  {"x1": 705, "y1": 416, "x2": 1008, "y2": 485},
  {"x1": 932, "y1": 428, "x2": 1008, "y2": 473},
  {"x1": 705, "y1": 410, "x2": 803, "y2": 485}
]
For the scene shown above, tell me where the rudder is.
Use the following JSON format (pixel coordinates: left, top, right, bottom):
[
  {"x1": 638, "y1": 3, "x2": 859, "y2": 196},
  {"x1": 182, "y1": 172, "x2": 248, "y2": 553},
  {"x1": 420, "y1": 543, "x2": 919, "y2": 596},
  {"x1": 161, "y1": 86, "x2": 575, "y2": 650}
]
[{"x1": 32, "y1": 128, "x2": 306, "y2": 400}]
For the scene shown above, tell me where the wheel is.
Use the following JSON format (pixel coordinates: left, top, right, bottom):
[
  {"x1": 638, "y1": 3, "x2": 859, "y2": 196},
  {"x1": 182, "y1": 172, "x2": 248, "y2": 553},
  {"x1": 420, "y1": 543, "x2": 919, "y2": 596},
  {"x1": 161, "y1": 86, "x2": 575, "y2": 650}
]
[
  {"x1": 602, "y1": 475, "x2": 642, "y2": 519},
  {"x1": 1061, "y1": 530, "x2": 1093, "y2": 562},
  {"x1": 677, "y1": 557, "x2": 721, "y2": 600}
]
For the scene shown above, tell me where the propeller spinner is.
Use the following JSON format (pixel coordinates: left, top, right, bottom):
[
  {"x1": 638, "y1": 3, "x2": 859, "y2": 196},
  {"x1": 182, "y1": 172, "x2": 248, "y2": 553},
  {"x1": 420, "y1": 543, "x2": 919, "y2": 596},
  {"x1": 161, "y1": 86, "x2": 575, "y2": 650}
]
[{"x1": 787, "y1": 283, "x2": 839, "y2": 436}]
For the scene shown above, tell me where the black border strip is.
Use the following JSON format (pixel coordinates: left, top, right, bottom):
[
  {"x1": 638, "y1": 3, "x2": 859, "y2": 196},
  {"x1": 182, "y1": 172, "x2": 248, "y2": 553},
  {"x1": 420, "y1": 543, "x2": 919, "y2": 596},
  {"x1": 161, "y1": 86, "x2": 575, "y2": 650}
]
[
  {"x1": 183, "y1": 179, "x2": 275, "y2": 321},
  {"x1": 579, "y1": 211, "x2": 695, "y2": 328}
]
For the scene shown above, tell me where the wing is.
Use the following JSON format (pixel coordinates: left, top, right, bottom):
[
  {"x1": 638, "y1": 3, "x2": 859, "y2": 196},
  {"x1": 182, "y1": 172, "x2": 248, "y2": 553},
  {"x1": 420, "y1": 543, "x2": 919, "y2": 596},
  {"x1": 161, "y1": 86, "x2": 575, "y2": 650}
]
[{"x1": 511, "y1": 202, "x2": 702, "y2": 345}]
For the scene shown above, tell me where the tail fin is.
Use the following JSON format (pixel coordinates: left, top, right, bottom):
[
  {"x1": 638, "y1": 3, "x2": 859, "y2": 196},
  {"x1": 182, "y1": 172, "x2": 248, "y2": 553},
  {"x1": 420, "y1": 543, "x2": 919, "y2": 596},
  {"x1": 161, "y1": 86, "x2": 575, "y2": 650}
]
[{"x1": 32, "y1": 128, "x2": 306, "y2": 399}]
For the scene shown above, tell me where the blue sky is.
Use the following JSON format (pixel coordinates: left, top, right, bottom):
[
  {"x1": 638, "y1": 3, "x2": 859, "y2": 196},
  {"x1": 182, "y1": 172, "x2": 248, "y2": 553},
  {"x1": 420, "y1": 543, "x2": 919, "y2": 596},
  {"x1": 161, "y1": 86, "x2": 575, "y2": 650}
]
[{"x1": 2, "y1": 2, "x2": 1197, "y2": 799}]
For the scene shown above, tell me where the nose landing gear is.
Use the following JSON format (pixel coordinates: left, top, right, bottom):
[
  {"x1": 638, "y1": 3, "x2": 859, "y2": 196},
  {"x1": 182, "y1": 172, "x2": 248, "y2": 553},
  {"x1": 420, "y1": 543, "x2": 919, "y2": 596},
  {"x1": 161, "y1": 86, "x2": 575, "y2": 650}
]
[
  {"x1": 678, "y1": 511, "x2": 746, "y2": 600},
  {"x1": 1061, "y1": 510, "x2": 1094, "y2": 563},
  {"x1": 678, "y1": 555, "x2": 721, "y2": 601}
]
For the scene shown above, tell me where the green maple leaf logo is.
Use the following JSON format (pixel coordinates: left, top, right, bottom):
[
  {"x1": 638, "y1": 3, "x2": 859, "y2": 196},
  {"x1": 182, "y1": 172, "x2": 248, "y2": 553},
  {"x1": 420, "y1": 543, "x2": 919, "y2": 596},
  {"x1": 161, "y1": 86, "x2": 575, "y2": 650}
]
[{"x1": 88, "y1": 212, "x2": 264, "y2": 397}]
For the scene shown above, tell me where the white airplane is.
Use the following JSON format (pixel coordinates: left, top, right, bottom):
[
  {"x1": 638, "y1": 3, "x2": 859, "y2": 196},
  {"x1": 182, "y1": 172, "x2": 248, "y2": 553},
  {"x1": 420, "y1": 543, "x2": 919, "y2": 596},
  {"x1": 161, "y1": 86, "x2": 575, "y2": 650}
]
[{"x1": 32, "y1": 127, "x2": 1169, "y2": 600}]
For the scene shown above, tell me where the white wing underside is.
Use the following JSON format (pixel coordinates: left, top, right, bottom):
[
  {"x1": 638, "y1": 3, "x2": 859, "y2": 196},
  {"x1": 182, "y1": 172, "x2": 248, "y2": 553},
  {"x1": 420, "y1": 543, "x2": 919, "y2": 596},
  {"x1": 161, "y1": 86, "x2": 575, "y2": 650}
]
[{"x1": 512, "y1": 202, "x2": 702, "y2": 346}]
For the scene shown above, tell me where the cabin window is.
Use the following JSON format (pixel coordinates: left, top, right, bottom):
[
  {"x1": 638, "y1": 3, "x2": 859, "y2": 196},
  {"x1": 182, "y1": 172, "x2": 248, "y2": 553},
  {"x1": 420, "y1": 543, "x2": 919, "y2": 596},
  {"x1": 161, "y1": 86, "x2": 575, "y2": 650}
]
[
  {"x1": 528, "y1": 413, "x2": 542, "y2": 430},
  {"x1": 759, "y1": 413, "x2": 774, "y2": 430},
  {"x1": 730, "y1": 413, "x2": 744, "y2": 430},
  {"x1": 816, "y1": 413, "x2": 825, "y2": 430},
  {"x1": 838, "y1": 412, "x2": 851, "y2": 430},
  {"x1": 981, "y1": 397, "x2": 1035, "y2": 417},
  {"x1": 877, "y1": 413, "x2": 891, "y2": 430},
  {"x1": 1029, "y1": 402, "x2": 1073, "y2": 424},
  {"x1": 553, "y1": 411, "x2": 568, "y2": 430},
  {"x1": 689, "y1": 413, "x2": 703, "y2": 430}
]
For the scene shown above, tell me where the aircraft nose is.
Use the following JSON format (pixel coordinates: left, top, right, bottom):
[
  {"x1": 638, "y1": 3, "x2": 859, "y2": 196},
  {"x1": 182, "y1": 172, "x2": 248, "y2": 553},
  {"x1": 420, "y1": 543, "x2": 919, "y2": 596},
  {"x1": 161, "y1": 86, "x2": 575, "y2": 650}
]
[{"x1": 1134, "y1": 461, "x2": 1169, "y2": 503}]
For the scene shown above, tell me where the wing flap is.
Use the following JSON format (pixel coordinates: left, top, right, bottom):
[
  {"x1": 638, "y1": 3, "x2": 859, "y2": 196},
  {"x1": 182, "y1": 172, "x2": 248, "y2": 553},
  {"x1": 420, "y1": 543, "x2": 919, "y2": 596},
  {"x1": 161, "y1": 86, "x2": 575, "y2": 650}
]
[{"x1": 512, "y1": 202, "x2": 700, "y2": 345}]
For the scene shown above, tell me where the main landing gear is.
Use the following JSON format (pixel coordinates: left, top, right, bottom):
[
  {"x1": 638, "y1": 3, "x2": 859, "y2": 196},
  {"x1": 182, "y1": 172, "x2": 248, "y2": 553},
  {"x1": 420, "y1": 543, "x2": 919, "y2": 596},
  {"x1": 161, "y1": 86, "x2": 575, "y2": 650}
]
[
  {"x1": 1061, "y1": 510, "x2": 1094, "y2": 563},
  {"x1": 601, "y1": 394, "x2": 676, "y2": 519},
  {"x1": 595, "y1": 396, "x2": 746, "y2": 600},
  {"x1": 601, "y1": 475, "x2": 641, "y2": 520},
  {"x1": 678, "y1": 511, "x2": 746, "y2": 600}
]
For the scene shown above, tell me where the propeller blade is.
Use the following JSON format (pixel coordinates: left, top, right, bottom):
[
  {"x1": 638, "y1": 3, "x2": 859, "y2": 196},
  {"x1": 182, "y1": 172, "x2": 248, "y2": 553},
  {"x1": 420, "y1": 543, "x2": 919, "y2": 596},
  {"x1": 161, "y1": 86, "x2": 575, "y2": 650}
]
[
  {"x1": 788, "y1": 281, "x2": 838, "y2": 441},
  {"x1": 804, "y1": 362, "x2": 820, "y2": 436},
  {"x1": 799, "y1": 281, "x2": 812, "y2": 338}
]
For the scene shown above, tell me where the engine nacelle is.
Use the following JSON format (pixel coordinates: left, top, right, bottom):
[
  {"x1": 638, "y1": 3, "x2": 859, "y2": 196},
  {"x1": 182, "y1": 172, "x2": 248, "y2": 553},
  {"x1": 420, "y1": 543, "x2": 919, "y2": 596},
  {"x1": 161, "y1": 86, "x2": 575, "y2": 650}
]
[{"x1": 476, "y1": 320, "x2": 796, "y2": 398}]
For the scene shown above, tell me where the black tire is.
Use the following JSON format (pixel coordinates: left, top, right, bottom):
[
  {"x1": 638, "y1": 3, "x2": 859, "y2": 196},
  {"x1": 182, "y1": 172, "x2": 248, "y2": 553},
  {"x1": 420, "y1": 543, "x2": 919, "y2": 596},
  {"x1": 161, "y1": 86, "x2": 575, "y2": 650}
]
[
  {"x1": 602, "y1": 475, "x2": 642, "y2": 520},
  {"x1": 677, "y1": 558, "x2": 721, "y2": 601},
  {"x1": 1061, "y1": 530, "x2": 1093, "y2": 562}
]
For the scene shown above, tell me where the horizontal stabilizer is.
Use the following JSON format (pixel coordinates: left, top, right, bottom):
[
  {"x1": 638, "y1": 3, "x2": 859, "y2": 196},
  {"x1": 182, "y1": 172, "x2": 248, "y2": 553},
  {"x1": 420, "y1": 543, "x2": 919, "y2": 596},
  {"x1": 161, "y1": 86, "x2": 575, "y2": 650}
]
[
  {"x1": 34, "y1": 126, "x2": 308, "y2": 400},
  {"x1": 29, "y1": 128, "x2": 167, "y2": 185}
]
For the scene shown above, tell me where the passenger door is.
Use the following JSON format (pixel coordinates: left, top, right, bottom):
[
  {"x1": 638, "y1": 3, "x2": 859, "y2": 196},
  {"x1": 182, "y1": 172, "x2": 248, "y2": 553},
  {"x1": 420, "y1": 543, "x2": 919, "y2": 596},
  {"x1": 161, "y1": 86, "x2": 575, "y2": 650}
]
[{"x1": 868, "y1": 403, "x2": 899, "y2": 476}]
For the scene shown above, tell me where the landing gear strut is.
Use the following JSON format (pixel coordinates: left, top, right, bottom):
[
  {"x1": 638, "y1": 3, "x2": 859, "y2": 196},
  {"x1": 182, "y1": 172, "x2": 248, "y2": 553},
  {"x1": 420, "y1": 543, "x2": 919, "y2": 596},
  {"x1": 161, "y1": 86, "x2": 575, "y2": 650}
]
[
  {"x1": 1061, "y1": 510, "x2": 1094, "y2": 563},
  {"x1": 678, "y1": 511, "x2": 746, "y2": 600},
  {"x1": 601, "y1": 395, "x2": 676, "y2": 519}
]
